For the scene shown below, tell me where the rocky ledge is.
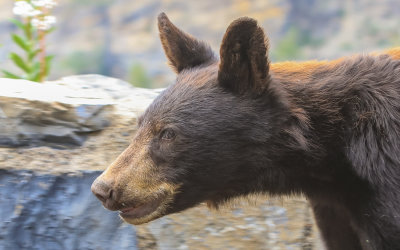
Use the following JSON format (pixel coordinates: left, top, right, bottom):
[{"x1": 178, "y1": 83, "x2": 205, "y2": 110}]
[
  {"x1": 0, "y1": 75, "x2": 160, "y2": 148},
  {"x1": 0, "y1": 75, "x2": 323, "y2": 249}
]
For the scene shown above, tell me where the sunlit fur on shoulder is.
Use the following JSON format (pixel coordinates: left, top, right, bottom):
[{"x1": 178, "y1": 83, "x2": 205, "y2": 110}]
[{"x1": 270, "y1": 47, "x2": 400, "y2": 82}]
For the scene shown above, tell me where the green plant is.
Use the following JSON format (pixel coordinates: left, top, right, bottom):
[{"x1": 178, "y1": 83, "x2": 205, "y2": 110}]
[
  {"x1": 271, "y1": 27, "x2": 302, "y2": 61},
  {"x1": 2, "y1": 0, "x2": 57, "y2": 82},
  {"x1": 62, "y1": 49, "x2": 104, "y2": 75},
  {"x1": 129, "y1": 63, "x2": 151, "y2": 88}
]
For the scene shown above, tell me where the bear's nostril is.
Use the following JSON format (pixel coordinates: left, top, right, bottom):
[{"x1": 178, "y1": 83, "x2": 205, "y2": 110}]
[
  {"x1": 109, "y1": 189, "x2": 113, "y2": 199},
  {"x1": 95, "y1": 193, "x2": 107, "y2": 203},
  {"x1": 91, "y1": 179, "x2": 114, "y2": 203}
]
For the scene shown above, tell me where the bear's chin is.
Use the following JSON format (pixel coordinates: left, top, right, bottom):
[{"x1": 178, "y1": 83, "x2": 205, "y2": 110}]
[
  {"x1": 118, "y1": 195, "x2": 173, "y2": 225},
  {"x1": 120, "y1": 209, "x2": 164, "y2": 225}
]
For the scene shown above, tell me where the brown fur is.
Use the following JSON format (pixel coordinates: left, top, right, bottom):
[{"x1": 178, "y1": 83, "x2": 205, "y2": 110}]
[{"x1": 92, "y1": 13, "x2": 400, "y2": 250}]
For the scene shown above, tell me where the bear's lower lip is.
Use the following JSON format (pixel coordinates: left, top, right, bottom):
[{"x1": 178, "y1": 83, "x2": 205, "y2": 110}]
[{"x1": 119, "y1": 196, "x2": 164, "y2": 220}]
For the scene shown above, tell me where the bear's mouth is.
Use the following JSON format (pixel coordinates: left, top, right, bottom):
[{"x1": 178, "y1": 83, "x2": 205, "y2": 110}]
[{"x1": 118, "y1": 195, "x2": 169, "y2": 224}]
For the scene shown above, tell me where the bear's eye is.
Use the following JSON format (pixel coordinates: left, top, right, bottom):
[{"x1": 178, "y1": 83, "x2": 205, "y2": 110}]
[{"x1": 160, "y1": 128, "x2": 176, "y2": 141}]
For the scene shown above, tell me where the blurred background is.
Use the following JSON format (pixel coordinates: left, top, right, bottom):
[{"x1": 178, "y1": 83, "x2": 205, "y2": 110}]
[
  {"x1": 0, "y1": 1, "x2": 399, "y2": 249},
  {"x1": 1, "y1": 0, "x2": 399, "y2": 88}
]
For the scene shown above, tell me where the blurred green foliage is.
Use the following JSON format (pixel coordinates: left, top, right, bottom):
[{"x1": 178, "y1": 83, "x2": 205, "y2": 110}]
[
  {"x1": 340, "y1": 42, "x2": 354, "y2": 51},
  {"x1": 129, "y1": 63, "x2": 151, "y2": 88},
  {"x1": 271, "y1": 27, "x2": 302, "y2": 61},
  {"x1": 271, "y1": 25, "x2": 326, "y2": 61},
  {"x1": 61, "y1": 49, "x2": 104, "y2": 74}
]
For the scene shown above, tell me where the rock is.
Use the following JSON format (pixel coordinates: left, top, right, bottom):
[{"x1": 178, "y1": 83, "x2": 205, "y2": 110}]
[
  {"x1": 52, "y1": 75, "x2": 163, "y2": 117},
  {"x1": 0, "y1": 169, "x2": 137, "y2": 250},
  {"x1": 0, "y1": 75, "x2": 161, "y2": 147},
  {"x1": 136, "y1": 199, "x2": 324, "y2": 250},
  {"x1": 0, "y1": 77, "x2": 112, "y2": 147}
]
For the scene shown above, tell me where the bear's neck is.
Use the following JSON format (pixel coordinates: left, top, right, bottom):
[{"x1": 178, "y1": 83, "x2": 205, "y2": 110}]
[{"x1": 253, "y1": 64, "x2": 370, "y2": 201}]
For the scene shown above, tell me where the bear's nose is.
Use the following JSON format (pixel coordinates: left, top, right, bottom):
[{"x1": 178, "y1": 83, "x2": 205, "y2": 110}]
[{"x1": 91, "y1": 178, "x2": 115, "y2": 206}]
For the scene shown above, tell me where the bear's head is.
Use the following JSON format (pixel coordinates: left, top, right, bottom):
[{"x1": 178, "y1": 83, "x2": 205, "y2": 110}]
[{"x1": 91, "y1": 13, "x2": 292, "y2": 225}]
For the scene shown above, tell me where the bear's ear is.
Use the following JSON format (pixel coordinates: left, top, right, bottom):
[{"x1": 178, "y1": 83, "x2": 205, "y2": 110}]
[
  {"x1": 218, "y1": 17, "x2": 271, "y2": 95},
  {"x1": 158, "y1": 13, "x2": 216, "y2": 73}
]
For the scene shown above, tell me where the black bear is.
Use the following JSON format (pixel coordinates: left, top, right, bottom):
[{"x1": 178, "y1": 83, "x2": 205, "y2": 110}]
[{"x1": 92, "y1": 13, "x2": 400, "y2": 250}]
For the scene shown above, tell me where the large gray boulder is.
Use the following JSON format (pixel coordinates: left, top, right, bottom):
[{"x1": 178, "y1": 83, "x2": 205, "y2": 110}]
[
  {"x1": 0, "y1": 75, "x2": 160, "y2": 147},
  {"x1": 0, "y1": 169, "x2": 137, "y2": 250}
]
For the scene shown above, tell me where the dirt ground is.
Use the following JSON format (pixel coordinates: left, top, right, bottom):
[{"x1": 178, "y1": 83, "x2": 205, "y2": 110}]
[{"x1": 0, "y1": 114, "x2": 136, "y2": 174}]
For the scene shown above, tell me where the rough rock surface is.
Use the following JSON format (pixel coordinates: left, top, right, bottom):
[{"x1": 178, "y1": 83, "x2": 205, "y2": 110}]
[
  {"x1": 0, "y1": 75, "x2": 161, "y2": 147},
  {"x1": 0, "y1": 75, "x2": 324, "y2": 249},
  {"x1": 0, "y1": 77, "x2": 111, "y2": 147},
  {"x1": 0, "y1": 169, "x2": 137, "y2": 250},
  {"x1": 139, "y1": 198, "x2": 324, "y2": 250}
]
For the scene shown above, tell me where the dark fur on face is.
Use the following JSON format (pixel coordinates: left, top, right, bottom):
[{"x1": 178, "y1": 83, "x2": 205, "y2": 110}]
[{"x1": 92, "y1": 13, "x2": 400, "y2": 250}]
